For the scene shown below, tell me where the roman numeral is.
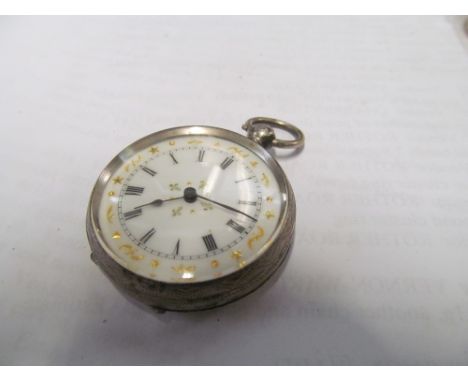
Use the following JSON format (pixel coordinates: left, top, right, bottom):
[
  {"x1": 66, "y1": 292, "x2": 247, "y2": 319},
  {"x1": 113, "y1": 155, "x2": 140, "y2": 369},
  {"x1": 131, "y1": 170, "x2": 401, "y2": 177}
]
[
  {"x1": 220, "y1": 156, "x2": 234, "y2": 170},
  {"x1": 139, "y1": 228, "x2": 156, "y2": 244},
  {"x1": 238, "y1": 200, "x2": 257, "y2": 206},
  {"x1": 141, "y1": 166, "x2": 157, "y2": 176},
  {"x1": 173, "y1": 239, "x2": 180, "y2": 255},
  {"x1": 125, "y1": 186, "x2": 144, "y2": 196},
  {"x1": 169, "y1": 151, "x2": 178, "y2": 164},
  {"x1": 202, "y1": 234, "x2": 218, "y2": 251},
  {"x1": 124, "y1": 208, "x2": 142, "y2": 220},
  {"x1": 226, "y1": 219, "x2": 245, "y2": 234},
  {"x1": 198, "y1": 149, "x2": 205, "y2": 162}
]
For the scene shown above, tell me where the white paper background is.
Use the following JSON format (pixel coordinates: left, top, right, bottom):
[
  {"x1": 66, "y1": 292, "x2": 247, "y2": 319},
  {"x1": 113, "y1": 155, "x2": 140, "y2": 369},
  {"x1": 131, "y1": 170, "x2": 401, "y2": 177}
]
[{"x1": 1, "y1": 16, "x2": 468, "y2": 365}]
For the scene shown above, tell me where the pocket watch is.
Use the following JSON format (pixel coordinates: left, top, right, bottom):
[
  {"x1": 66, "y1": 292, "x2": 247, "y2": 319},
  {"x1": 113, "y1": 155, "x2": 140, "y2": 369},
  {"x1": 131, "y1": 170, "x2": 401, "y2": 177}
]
[{"x1": 86, "y1": 117, "x2": 304, "y2": 311}]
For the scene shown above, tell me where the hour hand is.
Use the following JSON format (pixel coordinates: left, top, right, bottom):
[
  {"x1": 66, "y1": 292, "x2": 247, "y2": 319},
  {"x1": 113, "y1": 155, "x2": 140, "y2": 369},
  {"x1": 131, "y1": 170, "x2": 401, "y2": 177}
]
[{"x1": 134, "y1": 196, "x2": 183, "y2": 209}]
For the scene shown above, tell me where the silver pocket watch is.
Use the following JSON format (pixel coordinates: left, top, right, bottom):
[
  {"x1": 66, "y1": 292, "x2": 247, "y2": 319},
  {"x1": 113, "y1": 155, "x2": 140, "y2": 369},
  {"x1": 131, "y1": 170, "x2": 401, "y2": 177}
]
[{"x1": 86, "y1": 117, "x2": 304, "y2": 311}]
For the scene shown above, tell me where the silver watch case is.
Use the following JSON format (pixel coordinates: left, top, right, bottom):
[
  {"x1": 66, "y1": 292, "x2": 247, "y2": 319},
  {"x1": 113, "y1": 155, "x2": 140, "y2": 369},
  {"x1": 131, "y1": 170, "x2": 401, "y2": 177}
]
[{"x1": 86, "y1": 125, "x2": 296, "y2": 311}]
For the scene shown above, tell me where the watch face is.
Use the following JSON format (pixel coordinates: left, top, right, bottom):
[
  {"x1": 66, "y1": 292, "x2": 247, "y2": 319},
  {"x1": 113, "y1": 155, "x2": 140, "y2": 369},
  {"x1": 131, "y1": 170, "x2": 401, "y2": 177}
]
[{"x1": 90, "y1": 127, "x2": 288, "y2": 283}]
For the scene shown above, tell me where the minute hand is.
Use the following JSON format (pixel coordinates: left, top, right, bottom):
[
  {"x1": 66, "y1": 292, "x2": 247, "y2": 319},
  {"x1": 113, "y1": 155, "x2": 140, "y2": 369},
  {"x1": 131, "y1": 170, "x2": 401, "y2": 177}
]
[{"x1": 197, "y1": 195, "x2": 258, "y2": 222}]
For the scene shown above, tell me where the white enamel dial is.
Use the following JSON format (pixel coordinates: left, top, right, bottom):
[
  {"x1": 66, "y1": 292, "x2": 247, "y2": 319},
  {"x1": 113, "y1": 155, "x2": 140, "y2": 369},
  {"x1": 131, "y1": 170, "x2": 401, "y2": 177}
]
[{"x1": 96, "y1": 134, "x2": 284, "y2": 283}]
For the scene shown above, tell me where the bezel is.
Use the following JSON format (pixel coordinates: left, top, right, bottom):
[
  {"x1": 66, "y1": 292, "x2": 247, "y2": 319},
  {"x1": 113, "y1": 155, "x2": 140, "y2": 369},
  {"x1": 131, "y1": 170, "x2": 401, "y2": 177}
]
[{"x1": 86, "y1": 125, "x2": 296, "y2": 311}]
